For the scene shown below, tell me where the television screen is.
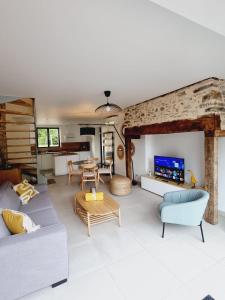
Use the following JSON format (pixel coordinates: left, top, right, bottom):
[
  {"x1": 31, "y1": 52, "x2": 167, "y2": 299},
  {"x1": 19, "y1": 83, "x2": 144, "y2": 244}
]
[{"x1": 154, "y1": 156, "x2": 184, "y2": 183}]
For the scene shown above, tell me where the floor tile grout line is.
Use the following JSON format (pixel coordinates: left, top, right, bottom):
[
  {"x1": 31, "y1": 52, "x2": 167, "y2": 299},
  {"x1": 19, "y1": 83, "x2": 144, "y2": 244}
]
[
  {"x1": 141, "y1": 241, "x2": 218, "y2": 286},
  {"x1": 183, "y1": 255, "x2": 225, "y2": 289},
  {"x1": 105, "y1": 266, "x2": 127, "y2": 300}
]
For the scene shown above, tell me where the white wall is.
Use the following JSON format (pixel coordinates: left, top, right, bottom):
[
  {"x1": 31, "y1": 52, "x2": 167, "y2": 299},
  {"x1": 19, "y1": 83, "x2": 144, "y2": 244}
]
[
  {"x1": 93, "y1": 127, "x2": 101, "y2": 158},
  {"x1": 60, "y1": 124, "x2": 89, "y2": 143},
  {"x1": 36, "y1": 124, "x2": 89, "y2": 144},
  {"x1": 132, "y1": 136, "x2": 147, "y2": 179},
  {"x1": 132, "y1": 132, "x2": 205, "y2": 186},
  {"x1": 61, "y1": 124, "x2": 103, "y2": 158}
]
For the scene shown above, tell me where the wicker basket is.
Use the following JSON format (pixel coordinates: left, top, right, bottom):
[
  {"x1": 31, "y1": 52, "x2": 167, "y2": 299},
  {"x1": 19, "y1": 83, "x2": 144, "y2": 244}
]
[{"x1": 110, "y1": 175, "x2": 131, "y2": 196}]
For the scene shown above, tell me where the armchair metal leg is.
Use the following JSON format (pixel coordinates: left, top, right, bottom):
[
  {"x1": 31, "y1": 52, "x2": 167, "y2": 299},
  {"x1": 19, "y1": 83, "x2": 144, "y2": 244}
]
[
  {"x1": 162, "y1": 222, "x2": 165, "y2": 238},
  {"x1": 199, "y1": 221, "x2": 205, "y2": 243}
]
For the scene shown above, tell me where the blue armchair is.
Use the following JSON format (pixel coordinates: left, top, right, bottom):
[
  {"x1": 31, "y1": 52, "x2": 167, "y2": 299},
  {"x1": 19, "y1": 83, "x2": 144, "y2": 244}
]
[{"x1": 159, "y1": 189, "x2": 209, "y2": 242}]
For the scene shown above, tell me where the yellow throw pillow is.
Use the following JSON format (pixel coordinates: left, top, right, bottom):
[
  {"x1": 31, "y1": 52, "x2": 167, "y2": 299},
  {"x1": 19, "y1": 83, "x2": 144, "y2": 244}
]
[
  {"x1": 2, "y1": 209, "x2": 40, "y2": 234},
  {"x1": 13, "y1": 179, "x2": 39, "y2": 205},
  {"x1": 85, "y1": 192, "x2": 104, "y2": 201}
]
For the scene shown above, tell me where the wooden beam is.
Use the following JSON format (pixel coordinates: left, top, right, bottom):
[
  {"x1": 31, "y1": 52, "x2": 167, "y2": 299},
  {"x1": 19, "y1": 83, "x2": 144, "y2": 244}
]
[
  {"x1": 125, "y1": 115, "x2": 220, "y2": 137},
  {"x1": 215, "y1": 130, "x2": 225, "y2": 137},
  {"x1": 8, "y1": 138, "x2": 34, "y2": 140},
  {"x1": 13, "y1": 162, "x2": 37, "y2": 165},
  {"x1": 10, "y1": 99, "x2": 33, "y2": 107},
  {"x1": 0, "y1": 129, "x2": 35, "y2": 132},
  {"x1": 0, "y1": 138, "x2": 35, "y2": 140},
  {"x1": 0, "y1": 108, "x2": 33, "y2": 116},
  {"x1": 7, "y1": 157, "x2": 36, "y2": 160},
  {"x1": 0, "y1": 121, "x2": 35, "y2": 125},
  {"x1": 204, "y1": 136, "x2": 218, "y2": 224},
  {"x1": 125, "y1": 136, "x2": 132, "y2": 179},
  {"x1": 7, "y1": 151, "x2": 35, "y2": 154},
  {"x1": 128, "y1": 135, "x2": 140, "y2": 139},
  {"x1": 7, "y1": 144, "x2": 32, "y2": 147}
]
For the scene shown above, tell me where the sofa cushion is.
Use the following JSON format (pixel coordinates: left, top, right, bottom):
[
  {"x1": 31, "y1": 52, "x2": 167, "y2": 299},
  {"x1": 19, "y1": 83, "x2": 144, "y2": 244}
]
[
  {"x1": 28, "y1": 208, "x2": 59, "y2": 227},
  {"x1": 13, "y1": 179, "x2": 39, "y2": 205},
  {"x1": 19, "y1": 192, "x2": 53, "y2": 214},
  {"x1": 0, "y1": 186, "x2": 21, "y2": 211},
  {"x1": 0, "y1": 214, "x2": 11, "y2": 238},
  {"x1": 0, "y1": 181, "x2": 13, "y2": 192},
  {"x1": 34, "y1": 184, "x2": 48, "y2": 193},
  {"x1": 2, "y1": 209, "x2": 40, "y2": 234}
]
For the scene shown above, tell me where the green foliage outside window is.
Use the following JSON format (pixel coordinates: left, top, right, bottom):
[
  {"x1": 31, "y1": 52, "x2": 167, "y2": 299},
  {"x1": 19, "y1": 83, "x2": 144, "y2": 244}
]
[{"x1": 37, "y1": 128, "x2": 60, "y2": 147}]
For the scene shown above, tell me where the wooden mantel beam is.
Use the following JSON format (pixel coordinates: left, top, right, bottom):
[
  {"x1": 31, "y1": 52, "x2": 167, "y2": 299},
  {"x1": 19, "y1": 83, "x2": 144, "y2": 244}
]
[
  {"x1": 215, "y1": 130, "x2": 225, "y2": 137},
  {"x1": 125, "y1": 136, "x2": 132, "y2": 180},
  {"x1": 204, "y1": 136, "x2": 218, "y2": 224},
  {"x1": 125, "y1": 115, "x2": 220, "y2": 137}
]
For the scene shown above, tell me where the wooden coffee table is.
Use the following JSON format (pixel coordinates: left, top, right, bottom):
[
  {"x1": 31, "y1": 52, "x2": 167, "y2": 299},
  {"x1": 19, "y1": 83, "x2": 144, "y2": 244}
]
[{"x1": 74, "y1": 191, "x2": 121, "y2": 236}]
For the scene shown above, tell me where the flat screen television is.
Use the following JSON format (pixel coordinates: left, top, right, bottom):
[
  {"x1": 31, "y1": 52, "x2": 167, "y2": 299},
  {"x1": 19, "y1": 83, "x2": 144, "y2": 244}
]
[{"x1": 154, "y1": 155, "x2": 185, "y2": 183}]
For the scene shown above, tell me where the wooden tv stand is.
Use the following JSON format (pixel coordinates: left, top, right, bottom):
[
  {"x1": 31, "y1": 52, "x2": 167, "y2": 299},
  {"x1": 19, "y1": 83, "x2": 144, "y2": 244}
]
[{"x1": 141, "y1": 175, "x2": 191, "y2": 196}]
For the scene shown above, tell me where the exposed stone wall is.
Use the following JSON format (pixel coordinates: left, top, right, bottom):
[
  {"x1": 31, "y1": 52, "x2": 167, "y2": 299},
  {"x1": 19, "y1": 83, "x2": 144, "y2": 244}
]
[{"x1": 124, "y1": 78, "x2": 225, "y2": 130}]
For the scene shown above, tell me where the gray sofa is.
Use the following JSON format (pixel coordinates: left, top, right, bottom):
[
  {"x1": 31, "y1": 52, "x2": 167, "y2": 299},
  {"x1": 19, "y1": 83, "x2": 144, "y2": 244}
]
[{"x1": 0, "y1": 181, "x2": 68, "y2": 300}]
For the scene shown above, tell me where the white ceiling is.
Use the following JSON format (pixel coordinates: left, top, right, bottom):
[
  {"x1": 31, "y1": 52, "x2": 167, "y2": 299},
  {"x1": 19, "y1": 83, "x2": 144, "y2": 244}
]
[
  {"x1": 149, "y1": 0, "x2": 225, "y2": 37},
  {"x1": 0, "y1": 0, "x2": 225, "y2": 124}
]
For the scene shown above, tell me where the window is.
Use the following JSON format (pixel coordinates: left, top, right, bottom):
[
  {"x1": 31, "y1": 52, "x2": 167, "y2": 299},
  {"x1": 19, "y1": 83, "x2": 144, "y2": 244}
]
[{"x1": 37, "y1": 128, "x2": 60, "y2": 148}]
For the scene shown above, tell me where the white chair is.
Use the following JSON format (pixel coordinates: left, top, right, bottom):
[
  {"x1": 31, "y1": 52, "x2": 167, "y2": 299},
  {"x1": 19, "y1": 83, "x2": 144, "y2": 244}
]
[
  {"x1": 67, "y1": 160, "x2": 82, "y2": 185},
  {"x1": 97, "y1": 160, "x2": 113, "y2": 183}
]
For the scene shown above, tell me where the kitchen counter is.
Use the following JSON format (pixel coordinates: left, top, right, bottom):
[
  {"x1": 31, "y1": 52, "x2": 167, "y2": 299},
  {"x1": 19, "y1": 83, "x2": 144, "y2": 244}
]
[
  {"x1": 52, "y1": 152, "x2": 78, "y2": 156},
  {"x1": 54, "y1": 153, "x2": 79, "y2": 176},
  {"x1": 37, "y1": 151, "x2": 91, "y2": 176},
  {"x1": 39, "y1": 151, "x2": 78, "y2": 155}
]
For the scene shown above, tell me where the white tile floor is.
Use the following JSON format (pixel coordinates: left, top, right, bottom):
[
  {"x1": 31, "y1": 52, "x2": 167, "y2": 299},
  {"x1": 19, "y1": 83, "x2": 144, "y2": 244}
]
[{"x1": 23, "y1": 175, "x2": 225, "y2": 300}]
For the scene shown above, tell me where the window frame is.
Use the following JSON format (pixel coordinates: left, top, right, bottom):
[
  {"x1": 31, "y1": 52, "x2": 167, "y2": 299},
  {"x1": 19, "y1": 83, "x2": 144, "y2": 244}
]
[{"x1": 37, "y1": 127, "x2": 60, "y2": 148}]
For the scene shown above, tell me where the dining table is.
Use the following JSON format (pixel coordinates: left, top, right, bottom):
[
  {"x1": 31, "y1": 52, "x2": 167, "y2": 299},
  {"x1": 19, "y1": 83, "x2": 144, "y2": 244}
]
[{"x1": 73, "y1": 160, "x2": 105, "y2": 184}]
